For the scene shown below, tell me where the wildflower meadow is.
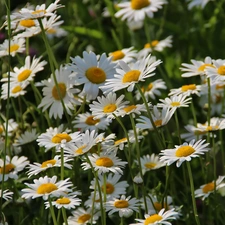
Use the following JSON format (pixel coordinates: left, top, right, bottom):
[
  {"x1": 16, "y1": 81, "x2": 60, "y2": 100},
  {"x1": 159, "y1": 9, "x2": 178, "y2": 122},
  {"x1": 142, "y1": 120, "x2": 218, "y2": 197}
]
[{"x1": 1, "y1": 0, "x2": 225, "y2": 224}]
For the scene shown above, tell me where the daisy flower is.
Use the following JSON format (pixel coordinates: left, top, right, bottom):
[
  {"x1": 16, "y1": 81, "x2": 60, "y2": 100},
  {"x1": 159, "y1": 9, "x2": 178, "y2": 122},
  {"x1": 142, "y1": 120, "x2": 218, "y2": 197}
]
[
  {"x1": 90, "y1": 173, "x2": 129, "y2": 200},
  {"x1": 38, "y1": 65, "x2": 81, "y2": 119},
  {"x1": 21, "y1": 175, "x2": 73, "y2": 200},
  {"x1": 26, "y1": 155, "x2": 72, "y2": 177},
  {"x1": 63, "y1": 130, "x2": 104, "y2": 157},
  {"x1": 100, "y1": 54, "x2": 162, "y2": 93},
  {"x1": 180, "y1": 56, "x2": 213, "y2": 78},
  {"x1": 206, "y1": 59, "x2": 225, "y2": 83},
  {"x1": 119, "y1": 103, "x2": 148, "y2": 117},
  {"x1": 66, "y1": 207, "x2": 99, "y2": 225},
  {"x1": 0, "y1": 155, "x2": 29, "y2": 181},
  {"x1": 12, "y1": 0, "x2": 63, "y2": 20},
  {"x1": 138, "y1": 153, "x2": 165, "y2": 174},
  {"x1": 187, "y1": 0, "x2": 211, "y2": 9},
  {"x1": 81, "y1": 153, "x2": 127, "y2": 174},
  {"x1": 108, "y1": 47, "x2": 137, "y2": 63},
  {"x1": 138, "y1": 36, "x2": 172, "y2": 58},
  {"x1": 72, "y1": 112, "x2": 111, "y2": 132},
  {"x1": 195, "y1": 176, "x2": 225, "y2": 200},
  {"x1": 1, "y1": 82, "x2": 28, "y2": 99},
  {"x1": 135, "y1": 79, "x2": 167, "y2": 101},
  {"x1": 37, "y1": 125, "x2": 81, "y2": 152},
  {"x1": 115, "y1": 0, "x2": 167, "y2": 22},
  {"x1": 157, "y1": 95, "x2": 192, "y2": 109},
  {"x1": 195, "y1": 117, "x2": 225, "y2": 132},
  {"x1": 45, "y1": 193, "x2": 81, "y2": 210},
  {"x1": 169, "y1": 83, "x2": 201, "y2": 97},
  {"x1": 66, "y1": 51, "x2": 116, "y2": 100},
  {"x1": 131, "y1": 208, "x2": 179, "y2": 225},
  {"x1": 136, "y1": 106, "x2": 176, "y2": 130},
  {"x1": 0, "y1": 189, "x2": 13, "y2": 201},
  {"x1": 0, "y1": 37, "x2": 25, "y2": 57},
  {"x1": 105, "y1": 195, "x2": 140, "y2": 218},
  {"x1": 14, "y1": 128, "x2": 39, "y2": 146},
  {"x1": 89, "y1": 92, "x2": 129, "y2": 119},
  {"x1": 0, "y1": 119, "x2": 18, "y2": 137},
  {"x1": 159, "y1": 139, "x2": 210, "y2": 167}
]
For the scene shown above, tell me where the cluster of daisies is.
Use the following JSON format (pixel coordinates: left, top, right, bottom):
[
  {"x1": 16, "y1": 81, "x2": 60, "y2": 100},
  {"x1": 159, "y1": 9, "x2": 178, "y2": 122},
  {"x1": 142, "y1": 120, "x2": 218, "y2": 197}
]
[{"x1": 1, "y1": 0, "x2": 225, "y2": 225}]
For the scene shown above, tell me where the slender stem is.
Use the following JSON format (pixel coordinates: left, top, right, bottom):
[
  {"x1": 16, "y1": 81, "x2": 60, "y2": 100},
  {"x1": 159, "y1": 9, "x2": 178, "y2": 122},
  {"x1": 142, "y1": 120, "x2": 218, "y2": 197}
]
[
  {"x1": 120, "y1": 216, "x2": 124, "y2": 225},
  {"x1": 207, "y1": 78, "x2": 211, "y2": 126},
  {"x1": 191, "y1": 99, "x2": 197, "y2": 127},
  {"x1": 186, "y1": 161, "x2": 201, "y2": 225},
  {"x1": 174, "y1": 110, "x2": 182, "y2": 144},
  {"x1": 48, "y1": 197, "x2": 58, "y2": 225},
  {"x1": 62, "y1": 208, "x2": 68, "y2": 225},
  {"x1": 61, "y1": 148, "x2": 64, "y2": 180}
]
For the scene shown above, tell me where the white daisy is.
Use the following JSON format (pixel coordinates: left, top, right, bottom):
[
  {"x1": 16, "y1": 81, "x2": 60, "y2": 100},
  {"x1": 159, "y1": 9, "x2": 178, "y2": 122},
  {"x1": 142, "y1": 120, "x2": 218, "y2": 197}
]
[
  {"x1": 119, "y1": 103, "x2": 148, "y2": 117},
  {"x1": 115, "y1": 0, "x2": 167, "y2": 22},
  {"x1": 195, "y1": 176, "x2": 225, "y2": 200},
  {"x1": 0, "y1": 119, "x2": 18, "y2": 137},
  {"x1": 21, "y1": 175, "x2": 73, "y2": 200},
  {"x1": 0, "y1": 37, "x2": 25, "y2": 57},
  {"x1": 135, "y1": 79, "x2": 167, "y2": 100},
  {"x1": 169, "y1": 83, "x2": 201, "y2": 97},
  {"x1": 100, "y1": 54, "x2": 162, "y2": 93},
  {"x1": 136, "y1": 106, "x2": 176, "y2": 130},
  {"x1": 0, "y1": 189, "x2": 13, "y2": 201},
  {"x1": 63, "y1": 130, "x2": 104, "y2": 157},
  {"x1": 0, "y1": 155, "x2": 29, "y2": 181},
  {"x1": 187, "y1": 0, "x2": 211, "y2": 9},
  {"x1": 26, "y1": 155, "x2": 72, "y2": 177},
  {"x1": 37, "y1": 125, "x2": 81, "y2": 152},
  {"x1": 89, "y1": 92, "x2": 129, "y2": 119},
  {"x1": 159, "y1": 139, "x2": 210, "y2": 167},
  {"x1": 157, "y1": 95, "x2": 192, "y2": 109},
  {"x1": 206, "y1": 59, "x2": 225, "y2": 83},
  {"x1": 38, "y1": 65, "x2": 81, "y2": 119},
  {"x1": 195, "y1": 117, "x2": 225, "y2": 132},
  {"x1": 14, "y1": 128, "x2": 39, "y2": 146},
  {"x1": 1, "y1": 82, "x2": 28, "y2": 99},
  {"x1": 180, "y1": 56, "x2": 213, "y2": 78},
  {"x1": 66, "y1": 51, "x2": 116, "y2": 100},
  {"x1": 109, "y1": 47, "x2": 137, "y2": 63},
  {"x1": 131, "y1": 208, "x2": 179, "y2": 225},
  {"x1": 138, "y1": 36, "x2": 172, "y2": 58},
  {"x1": 81, "y1": 153, "x2": 127, "y2": 174},
  {"x1": 105, "y1": 195, "x2": 140, "y2": 217},
  {"x1": 72, "y1": 112, "x2": 111, "y2": 132}
]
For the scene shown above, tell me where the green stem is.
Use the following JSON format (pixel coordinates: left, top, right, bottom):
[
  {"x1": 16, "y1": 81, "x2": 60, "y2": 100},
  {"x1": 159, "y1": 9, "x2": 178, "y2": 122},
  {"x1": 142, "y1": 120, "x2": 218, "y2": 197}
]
[
  {"x1": 207, "y1": 78, "x2": 211, "y2": 126},
  {"x1": 48, "y1": 197, "x2": 58, "y2": 225},
  {"x1": 120, "y1": 216, "x2": 124, "y2": 225},
  {"x1": 191, "y1": 99, "x2": 197, "y2": 127},
  {"x1": 174, "y1": 110, "x2": 182, "y2": 144},
  {"x1": 61, "y1": 148, "x2": 64, "y2": 180},
  {"x1": 62, "y1": 208, "x2": 68, "y2": 225}
]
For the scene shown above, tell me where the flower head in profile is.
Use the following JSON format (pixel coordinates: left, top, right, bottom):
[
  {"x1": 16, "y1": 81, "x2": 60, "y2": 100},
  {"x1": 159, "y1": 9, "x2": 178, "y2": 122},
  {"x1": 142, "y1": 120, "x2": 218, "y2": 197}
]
[
  {"x1": 115, "y1": 0, "x2": 167, "y2": 22},
  {"x1": 169, "y1": 83, "x2": 201, "y2": 97},
  {"x1": 109, "y1": 47, "x2": 137, "y2": 63},
  {"x1": 21, "y1": 175, "x2": 73, "y2": 200},
  {"x1": 14, "y1": 128, "x2": 39, "y2": 146},
  {"x1": 159, "y1": 139, "x2": 210, "y2": 167},
  {"x1": 105, "y1": 195, "x2": 140, "y2": 218},
  {"x1": 131, "y1": 208, "x2": 179, "y2": 225},
  {"x1": 101, "y1": 54, "x2": 162, "y2": 93},
  {"x1": 0, "y1": 189, "x2": 13, "y2": 201},
  {"x1": 1, "y1": 82, "x2": 28, "y2": 99},
  {"x1": 38, "y1": 65, "x2": 81, "y2": 119},
  {"x1": 187, "y1": 0, "x2": 211, "y2": 9},
  {"x1": 66, "y1": 51, "x2": 116, "y2": 100}
]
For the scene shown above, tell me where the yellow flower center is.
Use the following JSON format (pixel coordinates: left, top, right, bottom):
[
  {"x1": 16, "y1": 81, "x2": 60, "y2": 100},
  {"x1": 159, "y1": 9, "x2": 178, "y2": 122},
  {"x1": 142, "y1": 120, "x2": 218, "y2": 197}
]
[
  {"x1": 217, "y1": 65, "x2": 225, "y2": 76},
  {"x1": 123, "y1": 105, "x2": 137, "y2": 113},
  {"x1": 41, "y1": 159, "x2": 57, "y2": 168},
  {"x1": 216, "y1": 84, "x2": 225, "y2": 90},
  {"x1": 110, "y1": 50, "x2": 125, "y2": 61},
  {"x1": 123, "y1": 70, "x2": 141, "y2": 83},
  {"x1": 153, "y1": 202, "x2": 168, "y2": 211},
  {"x1": 0, "y1": 126, "x2": 4, "y2": 134},
  {"x1": 144, "y1": 214, "x2": 163, "y2": 225},
  {"x1": 95, "y1": 157, "x2": 114, "y2": 167},
  {"x1": 12, "y1": 85, "x2": 22, "y2": 93},
  {"x1": 51, "y1": 133, "x2": 72, "y2": 143},
  {"x1": 75, "y1": 145, "x2": 87, "y2": 155},
  {"x1": 19, "y1": 19, "x2": 35, "y2": 27},
  {"x1": 101, "y1": 182, "x2": 115, "y2": 194},
  {"x1": 206, "y1": 125, "x2": 219, "y2": 131},
  {"x1": 0, "y1": 163, "x2": 15, "y2": 174},
  {"x1": 115, "y1": 137, "x2": 127, "y2": 145},
  {"x1": 131, "y1": 0, "x2": 150, "y2": 10},
  {"x1": 198, "y1": 63, "x2": 214, "y2": 72},
  {"x1": 144, "y1": 40, "x2": 159, "y2": 48},
  {"x1": 77, "y1": 214, "x2": 91, "y2": 223},
  {"x1": 181, "y1": 84, "x2": 196, "y2": 92},
  {"x1": 85, "y1": 116, "x2": 100, "y2": 125},
  {"x1": 47, "y1": 28, "x2": 56, "y2": 34},
  {"x1": 37, "y1": 183, "x2": 58, "y2": 194},
  {"x1": 114, "y1": 200, "x2": 129, "y2": 208},
  {"x1": 17, "y1": 69, "x2": 32, "y2": 82},
  {"x1": 103, "y1": 104, "x2": 117, "y2": 113},
  {"x1": 171, "y1": 101, "x2": 180, "y2": 107},
  {"x1": 32, "y1": 9, "x2": 47, "y2": 14},
  {"x1": 175, "y1": 145, "x2": 195, "y2": 157},
  {"x1": 52, "y1": 83, "x2": 67, "y2": 100},
  {"x1": 9, "y1": 44, "x2": 19, "y2": 53},
  {"x1": 147, "y1": 83, "x2": 153, "y2": 91},
  {"x1": 154, "y1": 119, "x2": 162, "y2": 127},
  {"x1": 56, "y1": 197, "x2": 71, "y2": 204},
  {"x1": 144, "y1": 162, "x2": 156, "y2": 169},
  {"x1": 202, "y1": 182, "x2": 215, "y2": 193},
  {"x1": 85, "y1": 67, "x2": 106, "y2": 84}
]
